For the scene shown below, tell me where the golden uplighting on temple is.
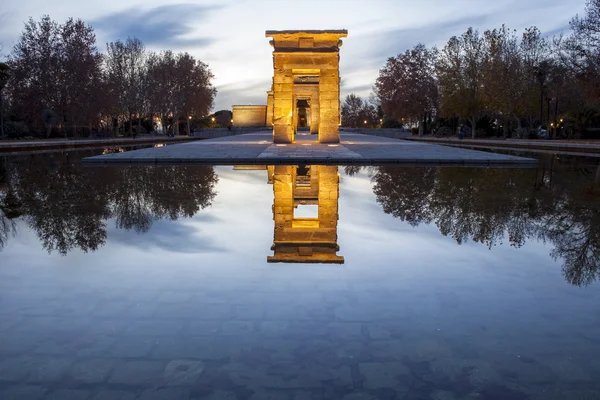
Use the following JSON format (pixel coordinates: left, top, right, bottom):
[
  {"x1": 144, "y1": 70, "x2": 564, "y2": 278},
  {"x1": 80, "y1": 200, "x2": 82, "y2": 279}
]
[{"x1": 265, "y1": 30, "x2": 347, "y2": 144}]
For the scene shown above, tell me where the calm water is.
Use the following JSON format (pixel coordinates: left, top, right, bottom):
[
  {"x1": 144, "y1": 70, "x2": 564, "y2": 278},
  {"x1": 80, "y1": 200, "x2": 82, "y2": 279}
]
[{"x1": 0, "y1": 148, "x2": 599, "y2": 400}]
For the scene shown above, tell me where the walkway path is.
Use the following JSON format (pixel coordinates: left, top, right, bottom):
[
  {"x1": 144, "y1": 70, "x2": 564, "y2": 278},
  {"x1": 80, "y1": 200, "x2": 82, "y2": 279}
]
[
  {"x1": 0, "y1": 136, "x2": 197, "y2": 153},
  {"x1": 406, "y1": 136, "x2": 600, "y2": 154},
  {"x1": 83, "y1": 131, "x2": 536, "y2": 167}
]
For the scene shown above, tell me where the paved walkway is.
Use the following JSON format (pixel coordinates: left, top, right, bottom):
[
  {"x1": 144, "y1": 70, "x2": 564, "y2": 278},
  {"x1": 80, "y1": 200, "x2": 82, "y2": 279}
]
[
  {"x1": 0, "y1": 136, "x2": 196, "y2": 153},
  {"x1": 406, "y1": 136, "x2": 600, "y2": 154},
  {"x1": 82, "y1": 131, "x2": 537, "y2": 166}
]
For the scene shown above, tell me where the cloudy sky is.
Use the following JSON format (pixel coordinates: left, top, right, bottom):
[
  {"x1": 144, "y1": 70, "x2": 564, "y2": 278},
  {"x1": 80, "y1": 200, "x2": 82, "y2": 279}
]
[{"x1": 0, "y1": 0, "x2": 586, "y2": 111}]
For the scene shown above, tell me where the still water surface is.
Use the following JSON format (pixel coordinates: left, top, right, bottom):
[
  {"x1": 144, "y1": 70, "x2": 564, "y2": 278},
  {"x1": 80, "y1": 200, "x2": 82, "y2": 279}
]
[{"x1": 0, "y1": 148, "x2": 599, "y2": 399}]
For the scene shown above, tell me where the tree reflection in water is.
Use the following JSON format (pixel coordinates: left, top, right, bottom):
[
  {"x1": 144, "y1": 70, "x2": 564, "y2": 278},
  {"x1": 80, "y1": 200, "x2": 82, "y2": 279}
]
[
  {"x1": 1, "y1": 150, "x2": 598, "y2": 287},
  {"x1": 0, "y1": 150, "x2": 218, "y2": 255},
  {"x1": 363, "y1": 154, "x2": 600, "y2": 286}
]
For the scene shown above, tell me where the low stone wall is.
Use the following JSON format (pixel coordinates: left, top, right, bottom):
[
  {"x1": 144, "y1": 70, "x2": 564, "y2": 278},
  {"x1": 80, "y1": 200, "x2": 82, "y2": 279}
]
[
  {"x1": 190, "y1": 128, "x2": 270, "y2": 139},
  {"x1": 341, "y1": 128, "x2": 412, "y2": 139}
]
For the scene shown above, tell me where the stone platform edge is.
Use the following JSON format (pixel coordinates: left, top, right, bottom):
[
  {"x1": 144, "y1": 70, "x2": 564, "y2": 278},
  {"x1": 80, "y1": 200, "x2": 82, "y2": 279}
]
[{"x1": 81, "y1": 157, "x2": 537, "y2": 168}]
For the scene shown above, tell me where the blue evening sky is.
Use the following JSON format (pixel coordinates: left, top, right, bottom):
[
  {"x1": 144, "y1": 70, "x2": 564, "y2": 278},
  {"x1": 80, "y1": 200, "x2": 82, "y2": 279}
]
[{"x1": 0, "y1": 0, "x2": 585, "y2": 111}]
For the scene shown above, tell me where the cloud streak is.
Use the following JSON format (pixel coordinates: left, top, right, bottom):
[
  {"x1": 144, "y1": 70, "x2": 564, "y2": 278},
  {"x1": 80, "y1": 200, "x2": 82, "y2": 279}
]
[
  {"x1": 91, "y1": 3, "x2": 221, "y2": 49},
  {"x1": 109, "y1": 217, "x2": 226, "y2": 254}
]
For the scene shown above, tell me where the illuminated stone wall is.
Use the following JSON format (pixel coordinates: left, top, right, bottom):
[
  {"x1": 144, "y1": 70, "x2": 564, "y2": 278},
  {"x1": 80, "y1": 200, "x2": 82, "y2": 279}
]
[
  {"x1": 265, "y1": 30, "x2": 347, "y2": 143},
  {"x1": 232, "y1": 105, "x2": 267, "y2": 127},
  {"x1": 268, "y1": 165, "x2": 343, "y2": 263},
  {"x1": 266, "y1": 91, "x2": 274, "y2": 126}
]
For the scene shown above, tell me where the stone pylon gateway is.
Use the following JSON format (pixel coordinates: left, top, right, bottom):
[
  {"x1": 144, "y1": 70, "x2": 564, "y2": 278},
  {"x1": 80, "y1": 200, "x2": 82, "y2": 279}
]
[{"x1": 265, "y1": 30, "x2": 348, "y2": 144}]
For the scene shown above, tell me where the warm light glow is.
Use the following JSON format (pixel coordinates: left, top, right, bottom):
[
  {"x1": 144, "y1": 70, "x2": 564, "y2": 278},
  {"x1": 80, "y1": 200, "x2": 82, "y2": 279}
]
[
  {"x1": 363, "y1": 120, "x2": 367, "y2": 124},
  {"x1": 211, "y1": 117, "x2": 215, "y2": 122},
  {"x1": 230, "y1": 119, "x2": 233, "y2": 123},
  {"x1": 560, "y1": 118, "x2": 564, "y2": 122},
  {"x1": 276, "y1": 144, "x2": 287, "y2": 147},
  {"x1": 268, "y1": 165, "x2": 344, "y2": 263},
  {"x1": 301, "y1": 143, "x2": 311, "y2": 146},
  {"x1": 551, "y1": 123, "x2": 554, "y2": 127},
  {"x1": 188, "y1": 116, "x2": 192, "y2": 120},
  {"x1": 154, "y1": 144, "x2": 165, "y2": 148},
  {"x1": 328, "y1": 144, "x2": 339, "y2": 147}
]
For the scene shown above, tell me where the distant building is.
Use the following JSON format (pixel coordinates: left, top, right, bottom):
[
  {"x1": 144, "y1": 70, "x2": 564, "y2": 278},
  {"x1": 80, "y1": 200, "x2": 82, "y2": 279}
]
[{"x1": 231, "y1": 105, "x2": 268, "y2": 127}]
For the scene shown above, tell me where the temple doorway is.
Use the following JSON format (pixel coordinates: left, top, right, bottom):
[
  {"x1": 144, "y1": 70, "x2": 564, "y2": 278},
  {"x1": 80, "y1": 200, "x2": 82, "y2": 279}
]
[{"x1": 296, "y1": 99, "x2": 310, "y2": 135}]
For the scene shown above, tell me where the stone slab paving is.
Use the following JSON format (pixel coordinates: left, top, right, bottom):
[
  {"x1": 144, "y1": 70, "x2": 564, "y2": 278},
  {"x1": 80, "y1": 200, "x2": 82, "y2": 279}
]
[
  {"x1": 406, "y1": 136, "x2": 600, "y2": 153},
  {"x1": 82, "y1": 131, "x2": 537, "y2": 166}
]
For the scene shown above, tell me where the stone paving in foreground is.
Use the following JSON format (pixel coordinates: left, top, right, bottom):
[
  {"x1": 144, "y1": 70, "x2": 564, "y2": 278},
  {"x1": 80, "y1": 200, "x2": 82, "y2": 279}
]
[
  {"x1": 82, "y1": 132, "x2": 537, "y2": 166},
  {"x1": 1, "y1": 260, "x2": 591, "y2": 400}
]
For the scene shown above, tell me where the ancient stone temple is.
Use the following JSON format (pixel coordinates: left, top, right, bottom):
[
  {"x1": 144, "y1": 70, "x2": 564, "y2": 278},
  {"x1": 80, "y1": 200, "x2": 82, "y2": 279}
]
[
  {"x1": 265, "y1": 30, "x2": 348, "y2": 144},
  {"x1": 268, "y1": 165, "x2": 343, "y2": 263}
]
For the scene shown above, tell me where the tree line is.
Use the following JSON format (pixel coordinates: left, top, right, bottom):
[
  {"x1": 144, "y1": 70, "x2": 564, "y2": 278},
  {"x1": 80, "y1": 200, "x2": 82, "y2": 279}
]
[
  {"x1": 343, "y1": 154, "x2": 600, "y2": 287},
  {"x1": 0, "y1": 15, "x2": 217, "y2": 139},
  {"x1": 342, "y1": 0, "x2": 600, "y2": 139},
  {"x1": 0, "y1": 150, "x2": 218, "y2": 254},
  {"x1": 1, "y1": 148, "x2": 599, "y2": 286}
]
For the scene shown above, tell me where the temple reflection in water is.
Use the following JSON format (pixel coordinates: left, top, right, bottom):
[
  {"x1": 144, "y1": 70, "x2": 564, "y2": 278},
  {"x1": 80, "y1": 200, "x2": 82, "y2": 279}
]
[{"x1": 234, "y1": 165, "x2": 343, "y2": 264}]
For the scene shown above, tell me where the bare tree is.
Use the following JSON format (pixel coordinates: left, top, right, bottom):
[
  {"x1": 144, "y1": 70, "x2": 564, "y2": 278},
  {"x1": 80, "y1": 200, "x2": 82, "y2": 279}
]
[
  {"x1": 7, "y1": 16, "x2": 62, "y2": 132},
  {"x1": 7, "y1": 16, "x2": 101, "y2": 137},
  {"x1": 436, "y1": 28, "x2": 486, "y2": 138},
  {"x1": 105, "y1": 37, "x2": 146, "y2": 137},
  {"x1": 60, "y1": 18, "x2": 103, "y2": 137},
  {"x1": 146, "y1": 51, "x2": 176, "y2": 134},
  {"x1": 341, "y1": 94, "x2": 364, "y2": 128},
  {"x1": 561, "y1": 0, "x2": 600, "y2": 109},
  {"x1": 375, "y1": 44, "x2": 438, "y2": 135},
  {"x1": 341, "y1": 94, "x2": 375, "y2": 128},
  {"x1": 0, "y1": 63, "x2": 9, "y2": 139}
]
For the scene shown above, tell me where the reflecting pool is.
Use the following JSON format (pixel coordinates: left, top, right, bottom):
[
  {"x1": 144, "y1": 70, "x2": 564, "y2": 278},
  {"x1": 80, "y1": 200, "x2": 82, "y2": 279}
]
[{"x1": 0, "y1": 149, "x2": 599, "y2": 399}]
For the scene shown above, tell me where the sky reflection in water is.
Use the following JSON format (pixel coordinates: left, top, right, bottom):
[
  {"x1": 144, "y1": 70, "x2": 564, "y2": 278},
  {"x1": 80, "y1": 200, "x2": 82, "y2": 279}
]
[{"x1": 0, "y1": 149, "x2": 599, "y2": 399}]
